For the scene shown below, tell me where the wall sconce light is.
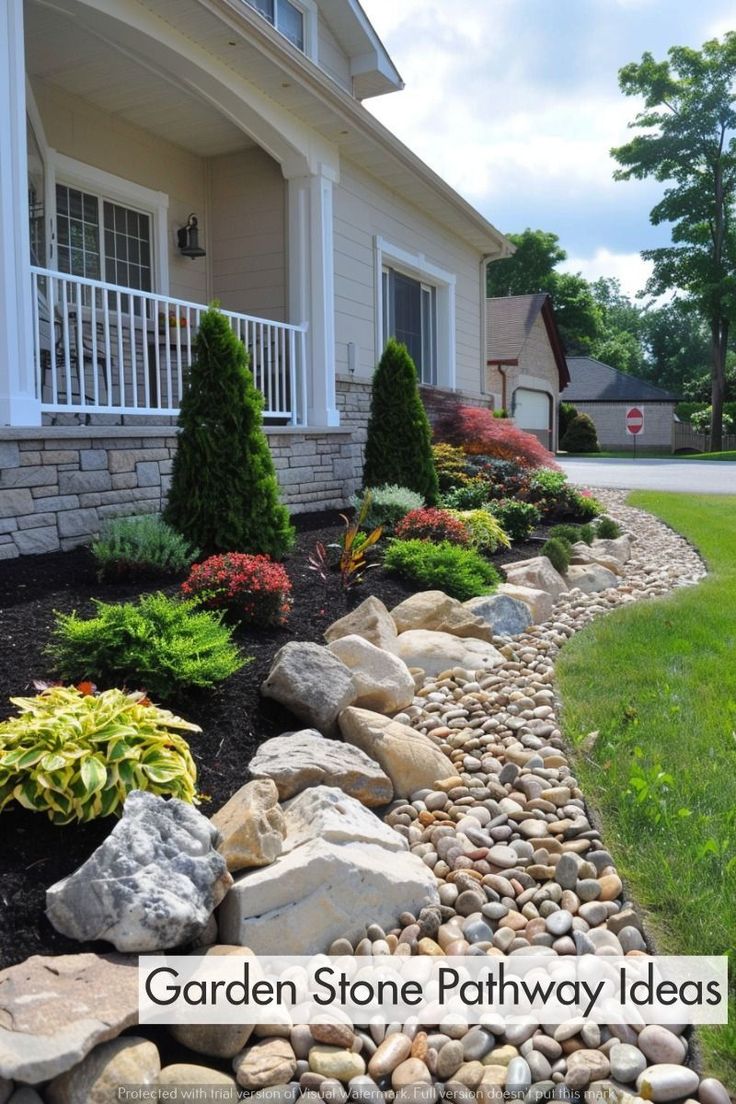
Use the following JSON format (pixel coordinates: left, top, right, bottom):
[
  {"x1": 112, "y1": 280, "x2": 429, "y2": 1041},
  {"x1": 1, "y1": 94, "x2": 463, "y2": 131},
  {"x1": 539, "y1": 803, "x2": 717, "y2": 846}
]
[{"x1": 177, "y1": 213, "x2": 206, "y2": 259}]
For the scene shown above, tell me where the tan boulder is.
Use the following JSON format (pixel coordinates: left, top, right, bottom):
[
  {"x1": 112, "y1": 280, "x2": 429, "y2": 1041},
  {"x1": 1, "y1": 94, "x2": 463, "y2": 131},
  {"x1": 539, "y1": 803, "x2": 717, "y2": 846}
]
[
  {"x1": 158, "y1": 1066, "x2": 237, "y2": 1099},
  {"x1": 496, "y1": 583, "x2": 555, "y2": 624},
  {"x1": 45, "y1": 1038, "x2": 160, "y2": 1104},
  {"x1": 569, "y1": 542, "x2": 624, "y2": 575},
  {"x1": 169, "y1": 946, "x2": 256, "y2": 1059},
  {"x1": 324, "y1": 596, "x2": 398, "y2": 649},
  {"x1": 565, "y1": 564, "x2": 620, "y2": 594},
  {"x1": 390, "y1": 591, "x2": 492, "y2": 641},
  {"x1": 211, "y1": 778, "x2": 286, "y2": 873},
  {"x1": 327, "y1": 634, "x2": 415, "y2": 714},
  {"x1": 249, "y1": 729, "x2": 392, "y2": 806},
  {"x1": 392, "y1": 629, "x2": 504, "y2": 677},
  {"x1": 339, "y1": 707, "x2": 455, "y2": 797},
  {"x1": 592, "y1": 535, "x2": 632, "y2": 563},
  {"x1": 503, "y1": 556, "x2": 569, "y2": 597}
]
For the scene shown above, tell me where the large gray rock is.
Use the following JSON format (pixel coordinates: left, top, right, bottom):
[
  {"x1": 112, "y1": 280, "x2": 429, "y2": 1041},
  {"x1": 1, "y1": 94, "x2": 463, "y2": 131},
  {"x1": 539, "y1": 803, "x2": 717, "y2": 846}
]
[
  {"x1": 211, "y1": 778, "x2": 286, "y2": 873},
  {"x1": 496, "y1": 583, "x2": 555, "y2": 624},
  {"x1": 569, "y1": 542, "x2": 624, "y2": 575},
  {"x1": 261, "y1": 642, "x2": 357, "y2": 734},
  {"x1": 249, "y1": 730, "x2": 393, "y2": 806},
  {"x1": 593, "y1": 535, "x2": 632, "y2": 563},
  {"x1": 338, "y1": 707, "x2": 455, "y2": 797},
  {"x1": 45, "y1": 1037, "x2": 160, "y2": 1104},
  {"x1": 327, "y1": 635, "x2": 415, "y2": 714},
  {"x1": 565, "y1": 564, "x2": 620, "y2": 594},
  {"x1": 503, "y1": 556, "x2": 569, "y2": 598},
  {"x1": 324, "y1": 596, "x2": 398, "y2": 650},
  {"x1": 46, "y1": 791, "x2": 232, "y2": 953},
  {"x1": 464, "y1": 594, "x2": 532, "y2": 637},
  {"x1": 0, "y1": 953, "x2": 138, "y2": 1084},
  {"x1": 282, "y1": 786, "x2": 407, "y2": 854},
  {"x1": 218, "y1": 836, "x2": 438, "y2": 955},
  {"x1": 391, "y1": 629, "x2": 504, "y2": 677},
  {"x1": 390, "y1": 591, "x2": 492, "y2": 641}
]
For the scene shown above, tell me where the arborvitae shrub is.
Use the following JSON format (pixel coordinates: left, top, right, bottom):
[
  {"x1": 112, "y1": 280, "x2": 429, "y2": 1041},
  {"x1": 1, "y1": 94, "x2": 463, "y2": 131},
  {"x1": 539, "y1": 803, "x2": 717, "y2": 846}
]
[
  {"x1": 596, "y1": 516, "x2": 623, "y2": 539},
  {"x1": 165, "y1": 306, "x2": 295, "y2": 558},
  {"x1": 560, "y1": 412, "x2": 600, "y2": 454},
  {"x1": 362, "y1": 339, "x2": 439, "y2": 504},
  {"x1": 541, "y1": 537, "x2": 572, "y2": 575}
]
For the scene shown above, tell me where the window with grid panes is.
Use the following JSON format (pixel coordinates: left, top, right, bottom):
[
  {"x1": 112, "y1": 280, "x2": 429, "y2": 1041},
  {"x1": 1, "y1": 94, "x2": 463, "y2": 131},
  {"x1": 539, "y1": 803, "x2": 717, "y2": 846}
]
[
  {"x1": 244, "y1": 0, "x2": 304, "y2": 50},
  {"x1": 55, "y1": 184, "x2": 152, "y2": 292}
]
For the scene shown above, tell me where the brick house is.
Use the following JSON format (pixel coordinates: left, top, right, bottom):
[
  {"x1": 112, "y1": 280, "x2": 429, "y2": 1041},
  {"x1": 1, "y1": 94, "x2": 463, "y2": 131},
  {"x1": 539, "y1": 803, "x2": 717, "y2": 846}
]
[{"x1": 564, "y1": 357, "x2": 677, "y2": 450}]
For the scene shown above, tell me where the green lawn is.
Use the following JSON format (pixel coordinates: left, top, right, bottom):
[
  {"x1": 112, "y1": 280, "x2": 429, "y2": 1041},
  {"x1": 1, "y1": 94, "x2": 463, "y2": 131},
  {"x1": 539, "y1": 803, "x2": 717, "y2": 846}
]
[
  {"x1": 556, "y1": 492, "x2": 736, "y2": 1085},
  {"x1": 562, "y1": 449, "x2": 672, "y2": 459},
  {"x1": 686, "y1": 450, "x2": 736, "y2": 461}
]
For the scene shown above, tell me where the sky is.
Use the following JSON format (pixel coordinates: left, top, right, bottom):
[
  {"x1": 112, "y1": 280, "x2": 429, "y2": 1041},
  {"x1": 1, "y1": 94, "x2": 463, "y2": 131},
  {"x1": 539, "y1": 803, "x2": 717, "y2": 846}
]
[{"x1": 360, "y1": 0, "x2": 735, "y2": 298}]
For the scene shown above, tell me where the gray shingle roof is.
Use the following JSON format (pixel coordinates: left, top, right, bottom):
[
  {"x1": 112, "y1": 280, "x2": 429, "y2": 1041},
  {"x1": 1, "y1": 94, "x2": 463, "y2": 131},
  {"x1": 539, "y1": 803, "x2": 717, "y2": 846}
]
[
  {"x1": 564, "y1": 357, "x2": 677, "y2": 403},
  {"x1": 486, "y1": 293, "x2": 550, "y2": 361}
]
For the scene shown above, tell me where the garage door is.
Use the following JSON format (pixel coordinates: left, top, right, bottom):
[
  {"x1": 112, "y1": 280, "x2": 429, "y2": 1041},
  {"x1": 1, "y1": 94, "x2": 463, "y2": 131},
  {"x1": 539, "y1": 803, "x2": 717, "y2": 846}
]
[{"x1": 513, "y1": 388, "x2": 552, "y2": 448}]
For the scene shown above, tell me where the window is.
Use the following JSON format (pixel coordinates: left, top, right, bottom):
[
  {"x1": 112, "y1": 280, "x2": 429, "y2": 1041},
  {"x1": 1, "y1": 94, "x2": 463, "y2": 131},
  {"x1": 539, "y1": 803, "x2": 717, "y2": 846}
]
[
  {"x1": 55, "y1": 184, "x2": 152, "y2": 292},
  {"x1": 245, "y1": 0, "x2": 304, "y2": 50},
  {"x1": 382, "y1": 267, "x2": 437, "y2": 385}
]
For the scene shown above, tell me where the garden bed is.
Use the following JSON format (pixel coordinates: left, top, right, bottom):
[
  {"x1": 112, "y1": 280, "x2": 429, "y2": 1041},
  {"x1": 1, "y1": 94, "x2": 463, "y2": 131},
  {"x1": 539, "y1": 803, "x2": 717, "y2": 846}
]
[{"x1": 0, "y1": 515, "x2": 545, "y2": 970}]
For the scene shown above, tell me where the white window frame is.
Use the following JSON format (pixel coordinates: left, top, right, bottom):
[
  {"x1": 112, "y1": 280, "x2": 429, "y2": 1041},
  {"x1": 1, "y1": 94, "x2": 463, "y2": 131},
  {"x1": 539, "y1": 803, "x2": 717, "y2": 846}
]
[
  {"x1": 375, "y1": 236, "x2": 456, "y2": 389},
  {"x1": 243, "y1": 0, "x2": 318, "y2": 60},
  {"x1": 48, "y1": 152, "x2": 169, "y2": 293}
]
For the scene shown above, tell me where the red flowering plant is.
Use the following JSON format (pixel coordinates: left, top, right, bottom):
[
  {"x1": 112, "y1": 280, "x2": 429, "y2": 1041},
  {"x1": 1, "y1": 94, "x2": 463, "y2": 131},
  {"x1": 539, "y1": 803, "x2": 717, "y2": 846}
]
[
  {"x1": 435, "y1": 405, "x2": 560, "y2": 470},
  {"x1": 182, "y1": 553, "x2": 292, "y2": 627},
  {"x1": 395, "y1": 507, "x2": 471, "y2": 545}
]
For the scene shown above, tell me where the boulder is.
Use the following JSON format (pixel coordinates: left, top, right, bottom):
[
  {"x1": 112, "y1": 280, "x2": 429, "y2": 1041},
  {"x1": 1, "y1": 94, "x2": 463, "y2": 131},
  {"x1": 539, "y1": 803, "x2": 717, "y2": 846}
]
[
  {"x1": 324, "y1": 596, "x2": 398, "y2": 650},
  {"x1": 261, "y1": 642, "x2": 357, "y2": 734},
  {"x1": 211, "y1": 778, "x2": 286, "y2": 872},
  {"x1": 338, "y1": 707, "x2": 455, "y2": 797},
  {"x1": 327, "y1": 635, "x2": 415, "y2": 714},
  {"x1": 592, "y1": 535, "x2": 632, "y2": 564},
  {"x1": 496, "y1": 583, "x2": 555, "y2": 624},
  {"x1": 565, "y1": 564, "x2": 620, "y2": 594},
  {"x1": 390, "y1": 591, "x2": 492, "y2": 641},
  {"x1": 217, "y1": 837, "x2": 438, "y2": 955},
  {"x1": 568, "y1": 542, "x2": 624, "y2": 576},
  {"x1": 391, "y1": 629, "x2": 504, "y2": 677},
  {"x1": 249, "y1": 730, "x2": 392, "y2": 806},
  {"x1": 503, "y1": 556, "x2": 569, "y2": 598},
  {"x1": 0, "y1": 953, "x2": 138, "y2": 1084},
  {"x1": 282, "y1": 786, "x2": 407, "y2": 854},
  {"x1": 46, "y1": 791, "x2": 232, "y2": 953},
  {"x1": 169, "y1": 947, "x2": 255, "y2": 1059},
  {"x1": 464, "y1": 594, "x2": 532, "y2": 637},
  {"x1": 45, "y1": 1037, "x2": 160, "y2": 1104}
]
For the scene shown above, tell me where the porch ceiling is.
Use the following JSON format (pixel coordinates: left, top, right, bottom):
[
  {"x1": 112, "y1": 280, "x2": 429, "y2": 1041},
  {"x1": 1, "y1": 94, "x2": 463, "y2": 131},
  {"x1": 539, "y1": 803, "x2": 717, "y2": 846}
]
[{"x1": 24, "y1": 1, "x2": 255, "y2": 158}]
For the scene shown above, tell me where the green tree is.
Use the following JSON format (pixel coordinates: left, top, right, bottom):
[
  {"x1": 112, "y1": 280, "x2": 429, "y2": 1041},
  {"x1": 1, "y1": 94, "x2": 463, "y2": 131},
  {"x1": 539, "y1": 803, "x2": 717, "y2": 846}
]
[
  {"x1": 362, "y1": 338, "x2": 439, "y2": 504},
  {"x1": 641, "y1": 300, "x2": 711, "y2": 394},
  {"x1": 612, "y1": 35, "x2": 736, "y2": 449},
  {"x1": 552, "y1": 272, "x2": 604, "y2": 354},
  {"x1": 486, "y1": 228, "x2": 566, "y2": 296},
  {"x1": 165, "y1": 306, "x2": 295, "y2": 558}
]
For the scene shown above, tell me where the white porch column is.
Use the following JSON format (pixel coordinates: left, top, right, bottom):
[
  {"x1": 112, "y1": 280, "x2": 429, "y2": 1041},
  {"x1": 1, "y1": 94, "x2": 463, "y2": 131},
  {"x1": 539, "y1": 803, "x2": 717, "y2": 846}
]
[
  {"x1": 288, "y1": 167, "x2": 339, "y2": 427},
  {"x1": 0, "y1": 0, "x2": 40, "y2": 427}
]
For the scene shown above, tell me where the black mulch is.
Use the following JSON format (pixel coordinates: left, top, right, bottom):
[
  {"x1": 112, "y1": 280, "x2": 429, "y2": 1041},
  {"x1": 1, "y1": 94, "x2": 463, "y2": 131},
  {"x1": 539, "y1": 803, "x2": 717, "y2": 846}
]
[{"x1": 0, "y1": 516, "x2": 544, "y2": 970}]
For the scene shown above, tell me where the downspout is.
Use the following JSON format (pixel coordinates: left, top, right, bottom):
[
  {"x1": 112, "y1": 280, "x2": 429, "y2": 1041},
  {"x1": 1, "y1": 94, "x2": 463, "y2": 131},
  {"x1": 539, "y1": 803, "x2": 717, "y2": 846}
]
[
  {"x1": 498, "y1": 363, "x2": 510, "y2": 415},
  {"x1": 480, "y1": 253, "x2": 494, "y2": 395}
]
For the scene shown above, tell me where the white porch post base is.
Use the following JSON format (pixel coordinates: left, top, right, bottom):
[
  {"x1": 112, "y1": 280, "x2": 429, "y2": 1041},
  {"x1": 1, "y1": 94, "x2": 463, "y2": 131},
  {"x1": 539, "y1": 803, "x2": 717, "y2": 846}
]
[
  {"x1": 288, "y1": 168, "x2": 339, "y2": 427},
  {"x1": 0, "y1": 0, "x2": 40, "y2": 427}
]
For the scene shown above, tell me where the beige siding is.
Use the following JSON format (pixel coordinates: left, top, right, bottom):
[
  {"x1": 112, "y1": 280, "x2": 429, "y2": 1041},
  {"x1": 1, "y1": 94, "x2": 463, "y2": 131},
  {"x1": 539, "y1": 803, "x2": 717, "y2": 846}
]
[
  {"x1": 318, "y1": 19, "x2": 352, "y2": 92},
  {"x1": 332, "y1": 159, "x2": 484, "y2": 395},
  {"x1": 32, "y1": 80, "x2": 208, "y2": 304},
  {"x1": 574, "y1": 402, "x2": 675, "y2": 449},
  {"x1": 209, "y1": 149, "x2": 286, "y2": 321}
]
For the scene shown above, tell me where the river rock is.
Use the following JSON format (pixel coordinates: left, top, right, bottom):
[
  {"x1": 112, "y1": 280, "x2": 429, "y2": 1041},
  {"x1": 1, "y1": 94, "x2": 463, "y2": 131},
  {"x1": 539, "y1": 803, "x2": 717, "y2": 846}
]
[
  {"x1": 390, "y1": 630, "x2": 504, "y2": 677},
  {"x1": 261, "y1": 642, "x2": 357, "y2": 734},
  {"x1": 503, "y1": 556, "x2": 569, "y2": 598},
  {"x1": 45, "y1": 791, "x2": 232, "y2": 953},
  {"x1": 324, "y1": 597, "x2": 399, "y2": 650},
  {"x1": 233, "y1": 1039, "x2": 297, "y2": 1090},
  {"x1": 282, "y1": 786, "x2": 406, "y2": 853},
  {"x1": 338, "y1": 708, "x2": 455, "y2": 796},
  {"x1": 218, "y1": 837, "x2": 438, "y2": 954},
  {"x1": 309, "y1": 1048, "x2": 366, "y2": 1082},
  {"x1": 249, "y1": 730, "x2": 392, "y2": 806},
  {"x1": 698, "y1": 1078, "x2": 732, "y2": 1104},
  {"x1": 463, "y1": 594, "x2": 532, "y2": 637},
  {"x1": 636, "y1": 1063, "x2": 699, "y2": 1102},
  {"x1": 392, "y1": 1058, "x2": 432, "y2": 1089},
  {"x1": 158, "y1": 1065, "x2": 237, "y2": 1099},
  {"x1": 6, "y1": 1091, "x2": 43, "y2": 1104},
  {"x1": 0, "y1": 952, "x2": 139, "y2": 1084},
  {"x1": 608, "y1": 1044, "x2": 646, "y2": 1084},
  {"x1": 45, "y1": 1037, "x2": 160, "y2": 1104},
  {"x1": 496, "y1": 583, "x2": 555, "y2": 624},
  {"x1": 564, "y1": 1050, "x2": 610, "y2": 1090},
  {"x1": 390, "y1": 591, "x2": 492, "y2": 641},
  {"x1": 327, "y1": 635, "x2": 415, "y2": 714},
  {"x1": 169, "y1": 947, "x2": 255, "y2": 1058},
  {"x1": 565, "y1": 564, "x2": 619, "y2": 594},
  {"x1": 637, "y1": 1025, "x2": 686, "y2": 1065},
  {"x1": 211, "y1": 779, "x2": 286, "y2": 872},
  {"x1": 368, "y1": 1034, "x2": 413, "y2": 1079}
]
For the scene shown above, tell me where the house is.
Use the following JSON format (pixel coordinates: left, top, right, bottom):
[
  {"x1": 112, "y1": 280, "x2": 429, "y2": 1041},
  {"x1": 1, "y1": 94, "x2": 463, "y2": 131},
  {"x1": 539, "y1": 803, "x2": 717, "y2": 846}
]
[
  {"x1": 486, "y1": 293, "x2": 570, "y2": 451},
  {"x1": 564, "y1": 357, "x2": 677, "y2": 449},
  {"x1": 0, "y1": 0, "x2": 511, "y2": 557}
]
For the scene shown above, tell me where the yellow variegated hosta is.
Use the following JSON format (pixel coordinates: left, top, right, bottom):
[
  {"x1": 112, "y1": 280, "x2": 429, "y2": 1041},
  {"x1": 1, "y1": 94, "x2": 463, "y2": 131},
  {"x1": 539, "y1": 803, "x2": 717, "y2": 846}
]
[
  {"x1": 448, "y1": 509, "x2": 511, "y2": 554},
  {"x1": 0, "y1": 686, "x2": 200, "y2": 824}
]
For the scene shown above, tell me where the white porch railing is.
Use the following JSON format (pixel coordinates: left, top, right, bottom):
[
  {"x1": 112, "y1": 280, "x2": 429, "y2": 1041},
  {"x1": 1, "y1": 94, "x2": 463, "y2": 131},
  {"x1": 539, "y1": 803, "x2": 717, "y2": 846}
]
[{"x1": 30, "y1": 267, "x2": 308, "y2": 424}]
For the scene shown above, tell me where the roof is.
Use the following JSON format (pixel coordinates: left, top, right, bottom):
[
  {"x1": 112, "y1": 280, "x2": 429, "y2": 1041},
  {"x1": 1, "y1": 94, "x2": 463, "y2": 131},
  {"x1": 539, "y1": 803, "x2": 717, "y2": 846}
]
[
  {"x1": 486, "y1": 293, "x2": 570, "y2": 389},
  {"x1": 564, "y1": 357, "x2": 678, "y2": 403},
  {"x1": 318, "y1": 0, "x2": 404, "y2": 99}
]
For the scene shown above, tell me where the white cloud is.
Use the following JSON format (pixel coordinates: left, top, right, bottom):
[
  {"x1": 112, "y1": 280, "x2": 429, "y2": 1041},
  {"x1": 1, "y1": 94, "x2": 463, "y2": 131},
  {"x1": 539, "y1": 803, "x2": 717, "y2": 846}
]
[{"x1": 560, "y1": 250, "x2": 654, "y2": 298}]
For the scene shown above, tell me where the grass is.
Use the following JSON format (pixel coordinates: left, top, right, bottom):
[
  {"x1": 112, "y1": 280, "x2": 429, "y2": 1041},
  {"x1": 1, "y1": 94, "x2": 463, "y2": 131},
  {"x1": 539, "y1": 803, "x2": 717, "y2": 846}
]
[
  {"x1": 686, "y1": 450, "x2": 736, "y2": 461},
  {"x1": 562, "y1": 449, "x2": 673, "y2": 459},
  {"x1": 556, "y1": 492, "x2": 736, "y2": 1085}
]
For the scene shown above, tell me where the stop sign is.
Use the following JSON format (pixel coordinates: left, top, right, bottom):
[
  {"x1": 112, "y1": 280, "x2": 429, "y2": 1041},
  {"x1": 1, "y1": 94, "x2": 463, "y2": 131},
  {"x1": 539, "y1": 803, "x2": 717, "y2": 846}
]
[{"x1": 626, "y1": 406, "x2": 644, "y2": 436}]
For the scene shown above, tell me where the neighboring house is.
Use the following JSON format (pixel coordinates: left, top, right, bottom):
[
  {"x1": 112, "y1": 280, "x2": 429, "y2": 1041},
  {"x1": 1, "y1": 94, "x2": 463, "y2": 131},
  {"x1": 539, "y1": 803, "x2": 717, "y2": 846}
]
[
  {"x1": 486, "y1": 293, "x2": 570, "y2": 451},
  {"x1": 0, "y1": 0, "x2": 510, "y2": 557},
  {"x1": 564, "y1": 357, "x2": 677, "y2": 450}
]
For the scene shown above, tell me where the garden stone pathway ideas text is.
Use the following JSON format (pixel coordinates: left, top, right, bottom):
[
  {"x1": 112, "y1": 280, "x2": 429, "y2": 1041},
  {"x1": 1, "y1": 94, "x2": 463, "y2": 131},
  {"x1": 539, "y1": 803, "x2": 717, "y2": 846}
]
[{"x1": 1, "y1": 490, "x2": 731, "y2": 1104}]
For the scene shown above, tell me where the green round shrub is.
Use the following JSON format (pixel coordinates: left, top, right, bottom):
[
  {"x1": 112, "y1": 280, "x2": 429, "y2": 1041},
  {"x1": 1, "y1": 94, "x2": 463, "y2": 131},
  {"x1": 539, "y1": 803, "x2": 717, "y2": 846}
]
[
  {"x1": 541, "y1": 537, "x2": 572, "y2": 574},
  {"x1": 383, "y1": 539, "x2": 500, "y2": 601},
  {"x1": 596, "y1": 516, "x2": 623, "y2": 539},
  {"x1": 560, "y1": 412, "x2": 600, "y2": 454}
]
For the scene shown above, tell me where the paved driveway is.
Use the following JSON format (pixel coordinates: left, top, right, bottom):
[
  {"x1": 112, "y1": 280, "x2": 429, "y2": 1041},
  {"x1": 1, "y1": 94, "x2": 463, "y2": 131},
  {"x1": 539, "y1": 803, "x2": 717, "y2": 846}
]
[{"x1": 559, "y1": 457, "x2": 736, "y2": 495}]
